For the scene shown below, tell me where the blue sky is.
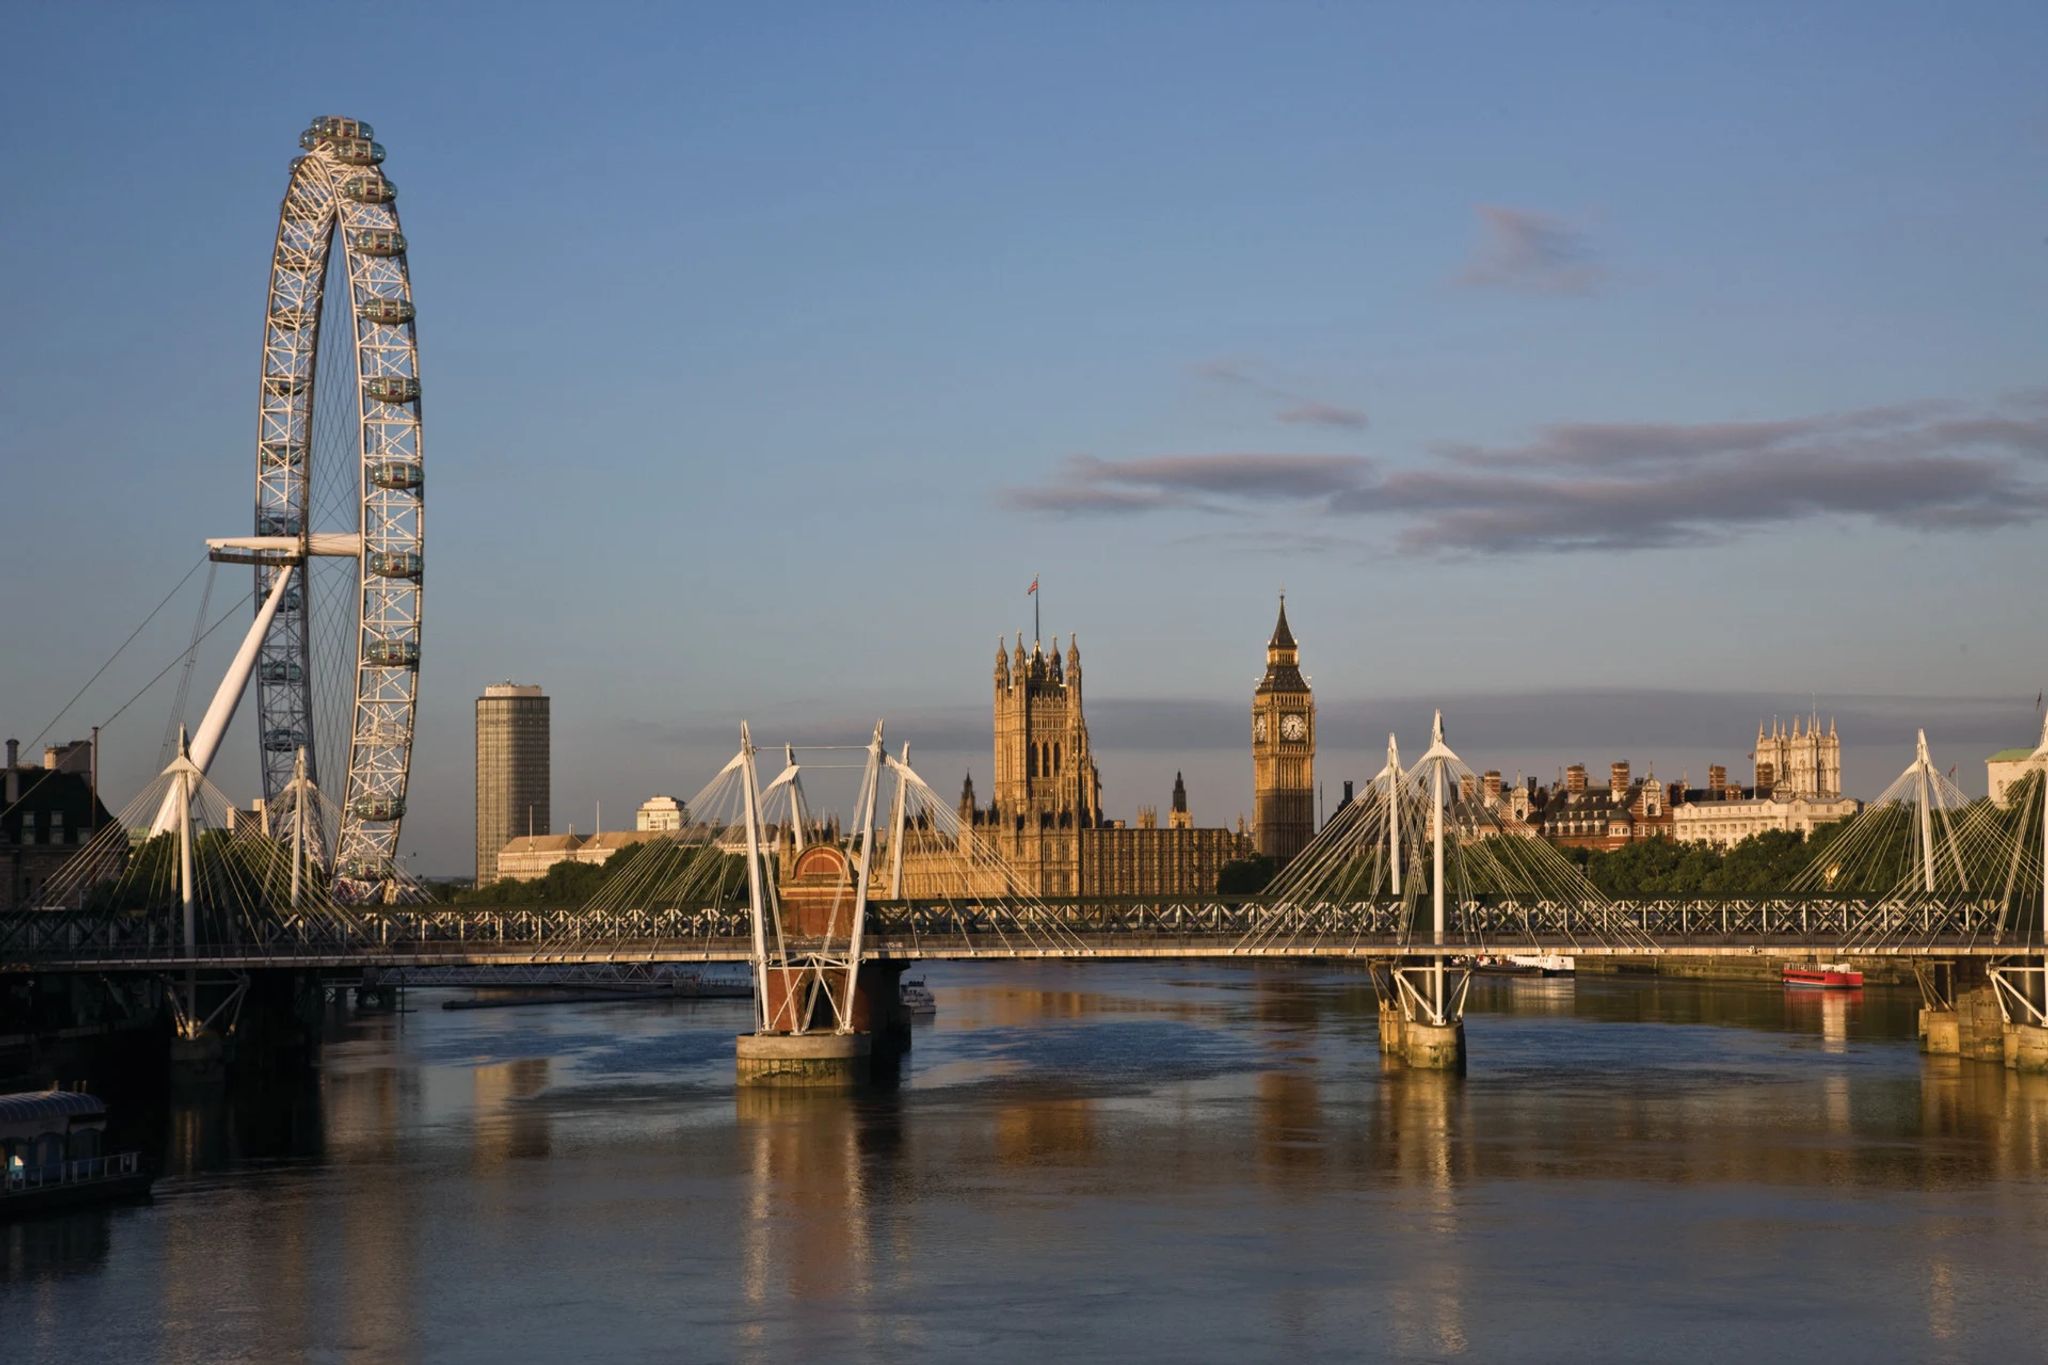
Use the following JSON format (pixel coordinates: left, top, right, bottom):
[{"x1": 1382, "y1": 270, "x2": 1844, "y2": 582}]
[{"x1": 3, "y1": 2, "x2": 2046, "y2": 874}]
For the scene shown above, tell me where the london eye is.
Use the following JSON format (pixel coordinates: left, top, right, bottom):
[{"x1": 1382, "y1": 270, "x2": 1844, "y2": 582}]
[{"x1": 198, "y1": 116, "x2": 424, "y2": 898}]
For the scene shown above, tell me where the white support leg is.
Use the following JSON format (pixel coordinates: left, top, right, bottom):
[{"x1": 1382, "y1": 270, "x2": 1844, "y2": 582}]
[
  {"x1": 1384, "y1": 734, "x2": 1403, "y2": 897},
  {"x1": 841, "y1": 723, "x2": 886, "y2": 1032},
  {"x1": 887, "y1": 743, "x2": 910, "y2": 900},
  {"x1": 739, "y1": 723, "x2": 772, "y2": 1032},
  {"x1": 149, "y1": 565, "x2": 297, "y2": 836}
]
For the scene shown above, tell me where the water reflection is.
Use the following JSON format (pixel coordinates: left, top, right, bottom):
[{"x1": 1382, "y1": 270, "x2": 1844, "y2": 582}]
[{"x1": 5, "y1": 967, "x2": 2048, "y2": 1361}]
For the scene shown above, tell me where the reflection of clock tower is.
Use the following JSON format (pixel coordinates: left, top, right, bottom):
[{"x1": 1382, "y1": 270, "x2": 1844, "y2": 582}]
[{"x1": 1252, "y1": 595, "x2": 1315, "y2": 863}]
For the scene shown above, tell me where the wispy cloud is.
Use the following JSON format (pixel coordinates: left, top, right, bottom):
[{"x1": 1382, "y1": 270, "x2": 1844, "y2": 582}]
[
  {"x1": 1004, "y1": 399, "x2": 2048, "y2": 556},
  {"x1": 1456, "y1": 204, "x2": 1604, "y2": 296},
  {"x1": 1005, "y1": 453, "x2": 1373, "y2": 516},
  {"x1": 1191, "y1": 360, "x2": 1368, "y2": 430},
  {"x1": 1276, "y1": 402, "x2": 1370, "y2": 430}
]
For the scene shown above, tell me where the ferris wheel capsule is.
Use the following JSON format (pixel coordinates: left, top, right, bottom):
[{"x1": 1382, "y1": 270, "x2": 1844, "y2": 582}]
[
  {"x1": 307, "y1": 115, "x2": 374, "y2": 141},
  {"x1": 350, "y1": 228, "x2": 406, "y2": 257},
  {"x1": 369, "y1": 459, "x2": 423, "y2": 490},
  {"x1": 331, "y1": 139, "x2": 386, "y2": 166},
  {"x1": 359, "y1": 297, "x2": 414, "y2": 326},
  {"x1": 263, "y1": 728, "x2": 306, "y2": 754},
  {"x1": 368, "y1": 551, "x2": 423, "y2": 581},
  {"x1": 341, "y1": 174, "x2": 396, "y2": 205},
  {"x1": 364, "y1": 375, "x2": 420, "y2": 404}
]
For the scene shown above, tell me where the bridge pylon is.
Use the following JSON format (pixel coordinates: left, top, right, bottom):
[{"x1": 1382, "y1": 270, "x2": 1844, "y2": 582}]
[
  {"x1": 1386, "y1": 713, "x2": 1470, "y2": 1069},
  {"x1": 1987, "y1": 713, "x2": 2048, "y2": 1072},
  {"x1": 734, "y1": 721, "x2": 904, "y2": 1087}
]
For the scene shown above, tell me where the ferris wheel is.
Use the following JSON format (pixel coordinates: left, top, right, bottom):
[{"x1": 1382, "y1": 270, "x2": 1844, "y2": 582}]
[{"x1": 199, "y1": 116, "x2": 424, "y2": 896}]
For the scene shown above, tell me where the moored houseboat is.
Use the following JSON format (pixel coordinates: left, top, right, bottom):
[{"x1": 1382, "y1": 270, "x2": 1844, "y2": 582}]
[
  {"x1": 1, "y1": 1090, "x2": 153, "y2": 1218},
  {"x1": 1782, "y1": 962, "x2": 1864, "y2": 989}
]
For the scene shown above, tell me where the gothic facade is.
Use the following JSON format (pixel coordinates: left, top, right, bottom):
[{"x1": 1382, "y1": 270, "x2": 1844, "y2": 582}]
[
  {"x1": 957, "y1": 632, "x2": 1248, "y2": 896},
  {"x1": 1251, "y1": 597, "x2": 1315, "y2": 863},
  {"x1": 1753, "y1": 716, "x2": 1841, "y2": 798}
]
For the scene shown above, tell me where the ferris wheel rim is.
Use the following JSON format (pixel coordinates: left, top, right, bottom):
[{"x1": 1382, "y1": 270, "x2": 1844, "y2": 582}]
[{"x1": 251, "y1": 115, "x2": 423, "y2": 896}]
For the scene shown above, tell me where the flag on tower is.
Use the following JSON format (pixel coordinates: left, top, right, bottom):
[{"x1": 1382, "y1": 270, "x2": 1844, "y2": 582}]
[{"x1": 1028, "y1": 577, "x2": 1038, "y2": 596}]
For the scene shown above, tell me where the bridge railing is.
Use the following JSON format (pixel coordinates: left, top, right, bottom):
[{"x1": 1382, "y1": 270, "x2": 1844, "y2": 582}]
[{"x1": 0, "y1": 894, "x2": 2023, "y2": 968}]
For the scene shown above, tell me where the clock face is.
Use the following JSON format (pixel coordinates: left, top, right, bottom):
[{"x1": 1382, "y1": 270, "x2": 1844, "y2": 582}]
[
  {"x1": 1281, "y1": 714, "x2": 1308, "y2": 742},
  {"x1": 1253, "y1": 714, "x2": 1268, "y2": 741}
]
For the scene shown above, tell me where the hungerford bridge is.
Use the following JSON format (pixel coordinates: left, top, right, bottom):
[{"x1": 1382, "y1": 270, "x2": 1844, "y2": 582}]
[{"x1": 8, "y1": 714, "x2": 2048, "y2": 1079}]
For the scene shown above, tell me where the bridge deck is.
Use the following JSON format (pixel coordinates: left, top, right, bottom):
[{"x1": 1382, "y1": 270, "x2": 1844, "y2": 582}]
[{"x1": 2, "y1": 896, "x2": 2037, "y2": 974}]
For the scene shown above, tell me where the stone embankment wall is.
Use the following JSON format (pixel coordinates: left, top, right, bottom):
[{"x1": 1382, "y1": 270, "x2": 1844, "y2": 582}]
[{"x1": 1577, "y1": 956, "x2": 1917, "y2": 986}]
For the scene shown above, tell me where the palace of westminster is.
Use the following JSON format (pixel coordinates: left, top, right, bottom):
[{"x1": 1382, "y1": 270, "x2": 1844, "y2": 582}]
[
  {"x1": 478, "y1": 597, "x2": 1877, "y2": 896},
  {"x1": 947, "y1": 598, "x2": 1316, "y2": 897}
]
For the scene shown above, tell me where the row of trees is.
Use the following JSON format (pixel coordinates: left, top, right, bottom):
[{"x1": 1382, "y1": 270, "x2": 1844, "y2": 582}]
[
  {"x1": 455, "y1": 839, "x2": 659, "y2": 905},
  {"x1": 1217, "y1": 823, "x2": 1853, "y2": 901},
  {"x1": 1562, "y1": 824, "x2": 1848, "y2": 898}
]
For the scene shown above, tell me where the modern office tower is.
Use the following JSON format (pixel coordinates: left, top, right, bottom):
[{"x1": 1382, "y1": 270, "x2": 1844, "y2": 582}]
[{"x1": 475, "y1": 682, "x2": 550, "y2": 884}]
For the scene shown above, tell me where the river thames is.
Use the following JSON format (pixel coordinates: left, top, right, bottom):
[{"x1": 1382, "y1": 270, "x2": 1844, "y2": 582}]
[{"x1": 6, "y1": 963, "x2": 2047, "y2": 1362}]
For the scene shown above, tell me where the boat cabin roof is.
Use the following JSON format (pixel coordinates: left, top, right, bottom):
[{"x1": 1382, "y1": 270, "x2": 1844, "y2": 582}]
[{"x1": 0, "y1": 1090, "x2": 106, "y2": 1137}]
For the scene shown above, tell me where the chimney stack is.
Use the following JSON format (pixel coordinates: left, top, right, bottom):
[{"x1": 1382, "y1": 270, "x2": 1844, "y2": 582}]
[
  {"x1": 1483, "y1": 770, "x2": 1502, "y2": 804},
  {"x1": 1610, "y1": 761, "x2": 1631, "y2": 799},
  {"x1": 1565, "y1": 764, "x2": 1587, "y2": 796},
  {"x1": 1708, "y1": 764, "x2": 1726, "y2": 798}
]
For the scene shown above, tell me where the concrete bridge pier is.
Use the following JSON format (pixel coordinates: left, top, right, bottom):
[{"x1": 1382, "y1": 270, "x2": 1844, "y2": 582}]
[
  {"x1": 736, "y1": 962, "x2": 908, "y2": 1088},
  {"x1": 1402, "y1": 1019, "x2": 1467, "y2": 1071},
  {"x1": 2009, "y1": 1025, "x2": 2048, "y2": 1073},
  {"x1": 1918, "y1": 960, "x2": 2048, "y2": 1073},
  {"x1": 1376, "y1": 999, "x2": 1405, "y2": 1054},
  {"x1": 1371, "y1": 961, "x2": 1469, "y2": 1073},
  {"x1": 1916, "y1": 961, "x2": 1969, "y2": 1057},
  {"x1": 167, "y1": 969, "x2": 325, "y2": 1085},
  {"x1": 354, "y1": 967, "x2": 403, "y2": 1012}
]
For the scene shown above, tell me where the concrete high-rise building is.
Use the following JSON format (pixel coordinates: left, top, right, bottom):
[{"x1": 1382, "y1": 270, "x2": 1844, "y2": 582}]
[
  {"x1": 1251, "y1": 596, "x2": 1315, "y2": 863},
  {"x1": 476, "y1": 682, "x2": 550, "y2": 885}
]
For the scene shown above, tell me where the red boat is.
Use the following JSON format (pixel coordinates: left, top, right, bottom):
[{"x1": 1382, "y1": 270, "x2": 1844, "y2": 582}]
[{"x1": 1783, "y1": 963, "x2": 1864, "y2": 989}]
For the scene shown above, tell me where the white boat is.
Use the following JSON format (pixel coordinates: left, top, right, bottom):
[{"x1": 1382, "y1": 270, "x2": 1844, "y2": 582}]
[
  {"x1": 900, "y1": 978, "x2": 937, "y2": 1017},
  {"x1": 1503, "y1": 953, "x2": 1575, "y2": 977}
]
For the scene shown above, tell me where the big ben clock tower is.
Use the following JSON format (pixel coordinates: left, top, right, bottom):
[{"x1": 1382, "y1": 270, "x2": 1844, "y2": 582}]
[{"x1": 1252, "y1": 595, "x2": 1315, "y2": 862}]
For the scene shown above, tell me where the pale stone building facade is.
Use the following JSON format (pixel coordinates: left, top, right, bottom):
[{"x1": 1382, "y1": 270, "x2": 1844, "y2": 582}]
[
  {"x1": 1754, "y1": 715, "x2": 1842, "y2": 798},
  {"x1": 637, "y1": 795, "x2": 688, "y2": 832},
  {"x1": 1987, "y1": 747, "x2": 2042, "y2": 807},
  {"x1": 1671, "y1": 791, "x2": 1860, "y2": 849},
  {"x1": 495, "y1": 827, "x2": 677, "y2": 881}
]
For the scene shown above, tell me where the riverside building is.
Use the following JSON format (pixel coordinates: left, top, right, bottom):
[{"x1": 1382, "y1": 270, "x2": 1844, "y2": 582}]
[{"x1": 475, "y1": 683, "x2": 550, "y2": 885}]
